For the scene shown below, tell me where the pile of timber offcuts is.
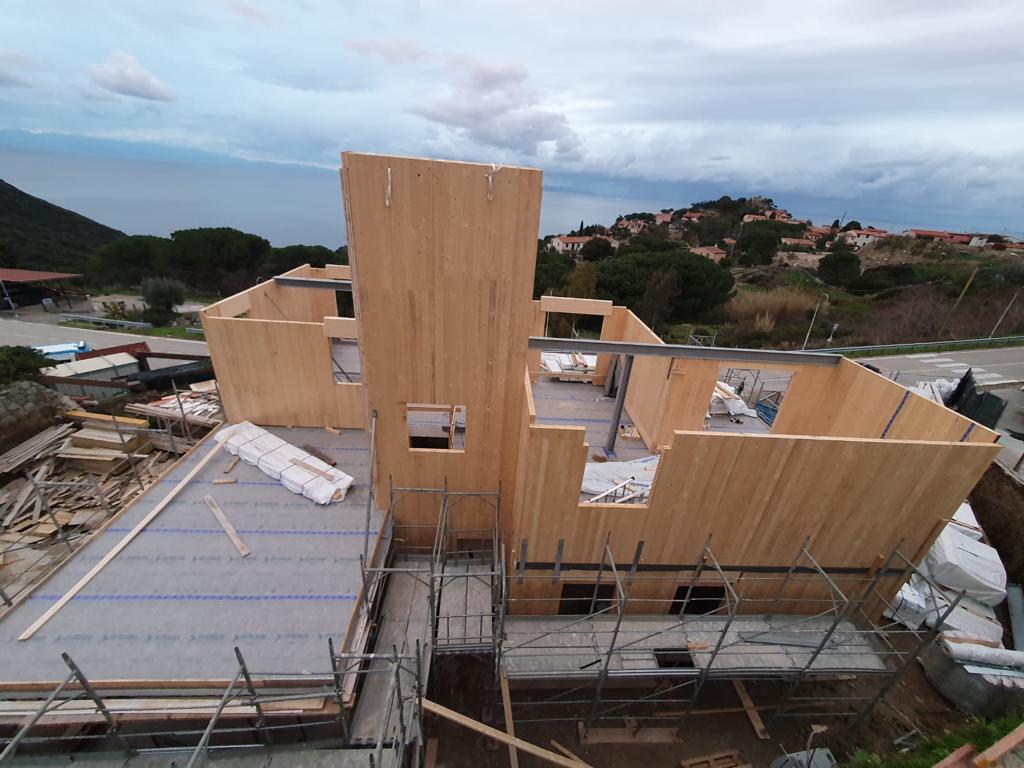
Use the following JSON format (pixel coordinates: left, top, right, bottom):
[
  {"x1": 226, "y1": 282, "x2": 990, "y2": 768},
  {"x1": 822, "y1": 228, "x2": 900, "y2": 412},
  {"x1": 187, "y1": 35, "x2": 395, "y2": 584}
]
[
  {"x1": 125, "y1": 388, "x2": 221, "y2": 428},
  {"x1": 0, "y1": 411, "x2": 178, "y2": 605}
]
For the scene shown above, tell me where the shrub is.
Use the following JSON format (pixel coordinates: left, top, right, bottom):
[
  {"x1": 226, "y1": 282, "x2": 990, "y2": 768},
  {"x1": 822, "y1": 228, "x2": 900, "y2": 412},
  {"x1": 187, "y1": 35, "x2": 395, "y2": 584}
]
[
  {"x1": 141, "y1": 277, "x2": 186, "y2": 327},
  {"x1": 725, "y1": 287, "x2": 816, "y2": 328},
  {"x1": 0, "y1": 346, "x2": 51, "y2": 386}
]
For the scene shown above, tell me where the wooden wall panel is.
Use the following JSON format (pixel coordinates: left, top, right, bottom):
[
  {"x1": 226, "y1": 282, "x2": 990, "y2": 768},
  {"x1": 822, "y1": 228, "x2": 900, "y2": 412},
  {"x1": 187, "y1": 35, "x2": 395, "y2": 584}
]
[
  {"x1": 509, "y1": 425, "x2": 999, "y2": 614},
  {"x1": 653, "y1": 360, "x2": 721, "y2": 446},
  {"x1": 202, "y1": 317, "x2": 366, "y2": 428},
  {"x1": 342, "y1": 153, "x2": 543, "y2": 533},
  {"x1": 527, "y1": 300, "x2": 544, "y2": 379},
  {"x1": 616, "y1": 310, "x2": 671, "y2": 449}
]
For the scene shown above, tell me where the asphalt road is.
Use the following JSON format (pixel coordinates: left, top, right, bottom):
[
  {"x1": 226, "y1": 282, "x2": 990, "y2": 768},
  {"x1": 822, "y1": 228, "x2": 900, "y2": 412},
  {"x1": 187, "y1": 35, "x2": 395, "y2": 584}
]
[
  {"x1": 0, "y1": 317, "x2": 209, "y2": 357},
  {"x1": 858, "y1": 347, "x2": 1024, "y2": 387}
]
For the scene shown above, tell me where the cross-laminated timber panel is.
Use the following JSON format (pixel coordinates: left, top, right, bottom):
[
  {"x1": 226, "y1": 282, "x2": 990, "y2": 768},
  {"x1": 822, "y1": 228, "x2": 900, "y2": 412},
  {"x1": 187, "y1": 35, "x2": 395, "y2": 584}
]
[
  {"x1": 509, "y1": 395, "x2": 1000, "y2": 614},
  {"x1": 341, "y1": 152, "x2": 542, "y2": 536},
  {"x1": 201, "y1": 317, "x2": 366, "y2": 428}
]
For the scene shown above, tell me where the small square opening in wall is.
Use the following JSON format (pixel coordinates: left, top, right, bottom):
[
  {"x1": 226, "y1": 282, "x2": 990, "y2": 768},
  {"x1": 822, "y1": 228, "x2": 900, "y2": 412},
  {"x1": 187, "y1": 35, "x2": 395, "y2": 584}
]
[
  {"x1": 654, "y1": 648, "x2": 694, "y2": 668},
  {"x1": 406, "y1": 403, "x2": 467, "y2": 451}
]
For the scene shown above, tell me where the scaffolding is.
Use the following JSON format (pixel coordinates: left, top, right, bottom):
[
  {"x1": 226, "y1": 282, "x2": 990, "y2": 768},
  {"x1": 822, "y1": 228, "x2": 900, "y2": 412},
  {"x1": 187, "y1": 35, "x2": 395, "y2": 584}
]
[
  {"x1": 0, "y1": 643, "x2": 424, "y2": 767},
  {"x1": 502, "y1": 535, "x2": 964, "y2": 735}
]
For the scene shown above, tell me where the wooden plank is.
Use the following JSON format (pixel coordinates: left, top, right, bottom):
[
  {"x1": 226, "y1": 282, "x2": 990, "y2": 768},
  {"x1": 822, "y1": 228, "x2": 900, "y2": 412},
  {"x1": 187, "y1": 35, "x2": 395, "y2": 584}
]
[
  {"x1": 64, "y1": 411, "x2": 148, "y2": 428},
  {"x1": 421, "y1": 698, "x2": 580, "y2": 768},
  {"x1": 17, "y1": 434, "x2": 231, "y2": 640},
  {"x1": 303, "y1": 445, "x2": 337, "y2": 466},
  {"x1": 322, "y1": 316, "x2": 358, "y2": 339},
  {"x1": 540, "y1": 295, "x2": 613, "y2": 317},
  {"x1": 212, "y1": 477, "x2": 236, "y2": 485},
  {"x1": 500, "y1": 670, "x2": 519, "y2": 768},
  {"x1": 289, "y1": 457, "x2": 334, "y2": 480},
  {"x1": 680, "y1": 751, "x2": 739, "y2": 768},
  {"x1": 732, "y1": 680, "x2": 769, "y2": 740},
  {"x1": 203, "y1": 494, "x2": 251, "y2": 557},
  {"x1": 972, "y1": 722, "x2": 1024, "y2": 767},
  {"x1": 224, "y1": 456, "x2": 240, "y2": 474},
  {"x1": 550, "y1": 740, "x2": 591, "y2": 766},
  {"x1": 425, "y1": 737, "x2": 438, "y2": 768}
]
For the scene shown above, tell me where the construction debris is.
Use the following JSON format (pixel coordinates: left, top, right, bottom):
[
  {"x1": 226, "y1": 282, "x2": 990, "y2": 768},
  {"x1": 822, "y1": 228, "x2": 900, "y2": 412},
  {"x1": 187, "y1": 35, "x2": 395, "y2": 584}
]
[
  {"x1": 0, "y1": 411, "x2": 180, "y2": 604},
  {"x1": 125, "y1": 390, "x2": 222, "y2": 427}
]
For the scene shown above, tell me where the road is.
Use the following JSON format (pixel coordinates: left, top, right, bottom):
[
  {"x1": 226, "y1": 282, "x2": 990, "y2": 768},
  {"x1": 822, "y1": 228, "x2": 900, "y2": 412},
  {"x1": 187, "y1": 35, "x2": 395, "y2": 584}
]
[
  {"x1": 0, "y1": 317, "x2": 208, "y2": 357},
  {"x1": 858, "y1": 347, "x2": 1024, "y2": 387}
]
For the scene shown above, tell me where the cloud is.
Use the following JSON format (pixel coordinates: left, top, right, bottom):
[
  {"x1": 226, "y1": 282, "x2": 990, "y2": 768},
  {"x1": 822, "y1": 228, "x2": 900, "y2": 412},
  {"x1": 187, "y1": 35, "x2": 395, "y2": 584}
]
[
  {"x1": 349, "y1": 39, "x2": 582, "y2": 160},
  {"x1": 0, "y1": 51, "x2": 32, "y2": 88},
  {"x1": 223, "y1": 0, "x2": 272, "y2": 25},
  {"x1": 89, "y1": 51, "x2": 175, "y2": 102}
]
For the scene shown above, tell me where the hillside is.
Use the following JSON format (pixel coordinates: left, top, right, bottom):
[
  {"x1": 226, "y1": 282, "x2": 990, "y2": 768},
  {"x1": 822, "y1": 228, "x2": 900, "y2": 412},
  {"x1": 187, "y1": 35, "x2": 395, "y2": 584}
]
[{"x1": 0, "y1": 179, "x2": 124, "y2": 273}]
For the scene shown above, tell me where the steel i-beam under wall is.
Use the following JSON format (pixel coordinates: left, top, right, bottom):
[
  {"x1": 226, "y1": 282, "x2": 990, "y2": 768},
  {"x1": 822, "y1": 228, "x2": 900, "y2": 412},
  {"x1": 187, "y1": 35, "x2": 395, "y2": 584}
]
[
  {"x1": 604, "y1": 354, "x2": 634, "y2": 455},
  {"x1": 273, "y1": 276, "x2": 353, "y2": 292}
]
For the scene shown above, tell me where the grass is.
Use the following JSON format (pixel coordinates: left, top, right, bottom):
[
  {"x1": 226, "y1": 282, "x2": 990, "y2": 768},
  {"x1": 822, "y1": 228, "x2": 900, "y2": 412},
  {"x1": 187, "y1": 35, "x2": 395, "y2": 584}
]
[
  {"x1": 726, "y1": 286, "x2": 817, "y2": 333},
  {"x1": 60, "y1": 320, "x2": 205, "y2": 341},
  {"x1": 847, "y1": 715, "x2": 1022, "y2": 768}
]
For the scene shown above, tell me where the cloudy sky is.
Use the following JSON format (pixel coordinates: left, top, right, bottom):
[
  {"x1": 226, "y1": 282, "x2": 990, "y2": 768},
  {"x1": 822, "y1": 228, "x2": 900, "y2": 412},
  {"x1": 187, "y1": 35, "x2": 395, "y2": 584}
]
[{"x1": 1, "y1": 0, "x2": 1023, "y2": 245}]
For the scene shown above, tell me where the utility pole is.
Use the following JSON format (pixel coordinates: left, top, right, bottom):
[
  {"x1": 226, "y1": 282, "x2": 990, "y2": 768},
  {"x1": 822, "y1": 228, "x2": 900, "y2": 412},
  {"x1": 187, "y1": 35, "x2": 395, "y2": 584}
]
[
  {"x1": 939, "y1": 267, "x2": 978, "y2": 336},
  {"x1": 802, "y1": 293, "x2": 829, "y2": 350},
  {"x1": 989, "y1": 288, "x2": 1021, "y2": 338}
]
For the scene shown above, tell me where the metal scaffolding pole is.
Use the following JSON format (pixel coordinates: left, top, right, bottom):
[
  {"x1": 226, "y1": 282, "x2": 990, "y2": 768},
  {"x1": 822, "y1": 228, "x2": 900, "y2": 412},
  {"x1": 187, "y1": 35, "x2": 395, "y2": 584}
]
[
  {"x1": 184, "y1": 667, "x2": 243, "y2": 768},
  {"x1": 364, "y1": 410, "x2": 378, "y2": 562},
  {"x1": 0, "y1": 669, "x2": 76, "y2": 762},
  {"x1": 61, "y1": 651, "x2": 135, "y2": 755},
  {"x1": 604, "y1": 354, "x2": 634, "y2": 455}
]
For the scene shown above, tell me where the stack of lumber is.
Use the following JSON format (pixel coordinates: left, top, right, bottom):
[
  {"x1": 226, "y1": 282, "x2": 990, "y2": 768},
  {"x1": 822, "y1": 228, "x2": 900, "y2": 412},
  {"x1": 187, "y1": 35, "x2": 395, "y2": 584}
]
[
  {"x1": 125, "y1": 390, "x2": 222, "y2": 427},
  {"x1": 58, "y1": 412, "x2": 153, "y2": 474},
  {"x1": 0, "y1": 414, "x2": 177, "y2": 591},
  {"x1": 0, "y1": 424, "x2": 75, "y2": 475}
]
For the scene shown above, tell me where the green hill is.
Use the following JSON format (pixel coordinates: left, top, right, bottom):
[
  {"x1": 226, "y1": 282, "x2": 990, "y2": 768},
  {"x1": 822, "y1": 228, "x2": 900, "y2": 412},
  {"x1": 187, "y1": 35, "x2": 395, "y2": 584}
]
[{"x1": 0, "y1": 179, "x2": 124, "y2": 273}]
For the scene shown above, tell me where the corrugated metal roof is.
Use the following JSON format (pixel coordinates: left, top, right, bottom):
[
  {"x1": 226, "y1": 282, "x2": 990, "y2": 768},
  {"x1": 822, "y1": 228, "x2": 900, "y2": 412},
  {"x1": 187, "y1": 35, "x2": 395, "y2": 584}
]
[{"x1": 0, "y1": 268, "x2": 83, "y2": 283}]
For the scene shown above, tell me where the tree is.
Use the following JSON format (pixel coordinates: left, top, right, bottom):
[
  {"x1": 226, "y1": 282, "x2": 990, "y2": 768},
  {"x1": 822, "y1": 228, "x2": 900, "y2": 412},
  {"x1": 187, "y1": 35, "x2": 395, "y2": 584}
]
[
  {"x1": 565, "y1": 262, "x2": 598, "y2": 299},
  {"x1": 578, "y1": 219, "x2": 585, "y2": 235},
  {"x1": 141, "y1": 276, "x2": 187, "y2": 326},
  {"x1": 830, "y1": 219, "x2": 841, "y2": 230},
  {"x1": 579, "y1": 237, "x2": 614, "y2": 262},
  {"x1": 818, "y1": 240, "x2": 861, "y2": 287},
  {"x1": 841, "y1": 220, "x2": 863, "y2": 232},
  {"x1": 533, "y1": 251, "x2": 573, "y2": 299},
  {"x1": 635, "y1": 270, "x2": 680, "y2": 333},
  {"x1": 737, "y1": 221, "x2": 804, "y2": 265},
  {"x1": 597, "y1": 244, "x2": 734, "y2": 321},
  {"x1": 0, "y1": 346, "x2": 51, "y2": 386}
]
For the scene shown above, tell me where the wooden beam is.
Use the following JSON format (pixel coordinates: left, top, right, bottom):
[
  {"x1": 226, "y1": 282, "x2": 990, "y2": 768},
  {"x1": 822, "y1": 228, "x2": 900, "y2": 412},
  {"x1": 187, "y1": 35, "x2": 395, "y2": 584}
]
[
  {"x1": 17, "y1": 431, "x2": 231, "y2": 640},
  {"x1": 732, "y1": 680, "x2": 769, "y2": 740},
  {"x1": 322, "y1": 316, "x2": 358, "y2": 339},
  {"x1": 549, "y1": 740, "x2": 590, "y2": 767},
  {"x1": 500, "y1": 670, "x2": 519, "y2": 768},
  {"x1": 540, "y1": 295, "x2": 614, "y2": 317},
  {"x1": 973, "y1": 722, "x2": 1024, "y2": 767},
  {"x1": 64, "y1": 410, "x2": 148, "y2": 428},
  {"x1": 203, "y1": 494, "x2": 251, "y2": 557},
  {"x1": 421, "y1": 699, "x2": 580, "y2": 768},
  {"x1": 425, "y1": 737, "x2": 438, "y2": 768}
]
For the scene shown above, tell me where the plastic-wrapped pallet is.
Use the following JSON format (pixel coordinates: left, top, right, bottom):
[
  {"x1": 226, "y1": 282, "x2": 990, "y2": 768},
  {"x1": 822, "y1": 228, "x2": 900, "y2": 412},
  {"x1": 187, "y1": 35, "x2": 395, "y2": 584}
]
[
  {"x1": 924, "y1": 525, "x2": 1007, "y2": 607},
  {"x1": 238, "y1": 433, "x2": 286, "y2": 466},
  {"x1": 217, "y1": 421, "x2": 263, "y2": 455},
  {"x1": 213, "y1": 421, "x2": 354, "y2": 504}
]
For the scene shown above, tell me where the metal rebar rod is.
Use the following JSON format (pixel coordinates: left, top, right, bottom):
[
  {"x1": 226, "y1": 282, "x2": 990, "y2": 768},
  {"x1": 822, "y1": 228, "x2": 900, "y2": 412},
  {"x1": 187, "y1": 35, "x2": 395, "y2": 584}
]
[
  {"x1": 604, "y1": 354, "x2": 634, "y2": 455},
  {"x1": 0, "y1": 670, "x2": 76, "y2": 762},
  {"x1": 185, "y1": 667, "x2": 243, "y2": 768}
]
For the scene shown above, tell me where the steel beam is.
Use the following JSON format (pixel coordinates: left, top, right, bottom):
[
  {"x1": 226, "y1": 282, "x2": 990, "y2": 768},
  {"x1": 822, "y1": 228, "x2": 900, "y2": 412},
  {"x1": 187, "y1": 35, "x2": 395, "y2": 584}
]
[
  {"x1": 528, "y1": 336, "x2": 842, "y2": 367},
  {"x1": 272, "y1": 276, "x2": 352, "y2": 291}
]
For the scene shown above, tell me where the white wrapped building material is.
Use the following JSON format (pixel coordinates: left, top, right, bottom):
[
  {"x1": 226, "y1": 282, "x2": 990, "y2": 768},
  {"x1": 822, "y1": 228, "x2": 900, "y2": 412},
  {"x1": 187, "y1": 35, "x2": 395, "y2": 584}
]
[
  {"x1": 925, "y1": 526, "x2": 1007, "y2": 607},
  {"x1": 582, "y1": 455, "x2": 659, "y2": 496},
  {"x1": 213, "y1": 421, "x2": 354, "y2": 504},
  {"x1": 951, "y1": 501, "x2": 984, "y2": 541},
  {"x1": 218, "y1": 422, "x2": 264, "y2": 455},
  {"x1": 708, "y1": 381, "x2": 757, "y2": 418}
]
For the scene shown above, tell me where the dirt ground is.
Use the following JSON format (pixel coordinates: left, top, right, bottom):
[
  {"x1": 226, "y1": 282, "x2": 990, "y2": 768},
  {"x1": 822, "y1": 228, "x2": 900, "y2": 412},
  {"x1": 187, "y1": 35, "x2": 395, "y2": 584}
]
[
  {"x1": 970, "y1": 464, "x2": 1024, "y2": 586},
  {"x1": 425, "y1": 647, "x2": 971, "y2": 768}
]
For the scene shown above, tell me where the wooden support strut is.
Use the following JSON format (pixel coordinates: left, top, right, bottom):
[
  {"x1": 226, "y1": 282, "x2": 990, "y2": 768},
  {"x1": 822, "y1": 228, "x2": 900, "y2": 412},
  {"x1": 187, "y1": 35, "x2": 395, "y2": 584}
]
[
  {"x1": 421, "y1": 698, "x2": 581, "y2": 768},
  {"x1": 17, "y1": 431, "x2": 231, "y2": 641}
]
